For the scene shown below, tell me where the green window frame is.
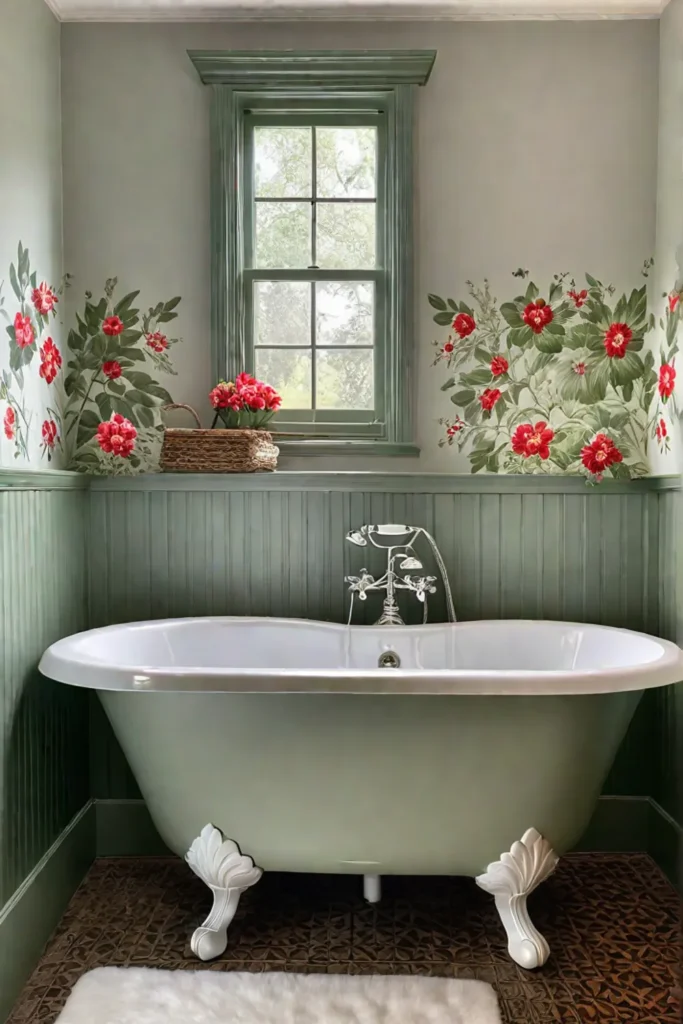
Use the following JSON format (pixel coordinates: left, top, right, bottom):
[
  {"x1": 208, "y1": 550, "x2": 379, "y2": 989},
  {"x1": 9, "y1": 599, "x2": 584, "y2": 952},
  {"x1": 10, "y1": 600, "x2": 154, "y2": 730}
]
[{"x1": 188, "y1": 50, "x2": 436, "y2": 456}]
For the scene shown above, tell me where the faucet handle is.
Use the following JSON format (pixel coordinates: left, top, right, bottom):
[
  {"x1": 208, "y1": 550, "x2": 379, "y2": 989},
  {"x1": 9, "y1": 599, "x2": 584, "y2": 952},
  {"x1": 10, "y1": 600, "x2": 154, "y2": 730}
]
[
  {"x1": 403, "y1": 574, "x2": 438, "y2": 602},
  {"x1": 345, "y1": 570, "x2": 375, "y2": 601}
]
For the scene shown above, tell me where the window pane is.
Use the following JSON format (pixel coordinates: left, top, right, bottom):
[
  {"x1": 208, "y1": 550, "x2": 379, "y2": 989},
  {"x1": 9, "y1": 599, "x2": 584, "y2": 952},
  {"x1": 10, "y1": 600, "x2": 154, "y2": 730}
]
[
  {"x1": 316, "y1": 203, "x2": 376, "y2": 269},
  {"x1": 255, "y1": 202, "x2": 311, "y2": 268},
  {"x1": 254, "y1": 127, "x2": 311, "y2": 198},
  {"x1": 316, "y1": 282, "x2": 373, "y2": 346},
  {"x1": 316, "y1": 349, "x2": 374, "y2": 410},
  {"x1": 255, "y1": 348, "x2": 312, "y2": 409},
  {"x1": 255, "y1": 281, "x2": 310, "y2": 347},
  {"x1": 316, "y1": 127, "x2": 376, "y2": 199}
]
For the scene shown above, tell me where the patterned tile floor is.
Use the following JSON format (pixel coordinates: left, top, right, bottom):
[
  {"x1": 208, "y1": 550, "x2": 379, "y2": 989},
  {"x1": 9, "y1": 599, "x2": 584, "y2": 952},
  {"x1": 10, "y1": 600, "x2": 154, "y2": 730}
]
[{"x1": 8, "y1": 853, "x2": 681, "y2": 1024}]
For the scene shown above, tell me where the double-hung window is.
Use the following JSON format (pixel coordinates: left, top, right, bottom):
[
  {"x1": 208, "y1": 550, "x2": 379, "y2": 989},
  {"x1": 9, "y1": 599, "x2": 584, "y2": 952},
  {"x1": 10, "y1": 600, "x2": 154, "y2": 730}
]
[{"x1": 189, "y1": 50, "x2": 436, "y2": 454}]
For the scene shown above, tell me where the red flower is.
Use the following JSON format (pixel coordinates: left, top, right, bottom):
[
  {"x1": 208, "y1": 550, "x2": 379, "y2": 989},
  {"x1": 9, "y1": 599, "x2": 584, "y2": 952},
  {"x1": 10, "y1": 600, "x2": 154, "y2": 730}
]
[
  {"x1": 573, "y1": 362, "x2": 587, "y2": 376},
  {"x1": 3, "y1": 406, "x2": 15, "y2": 440},
  {"x1": 522, "y1": 300, "x2": 554, "y2": 334},
  {"x1": 446, "y1": 418, "x2": 464, "y2": 438},
  {"x1": 31, "y1": 282, "x2": 58, "y2": 315},
  {"x1": 656, "y1": 418, "x2": 667, "y2": 443},
  {"x1": 102, "y1": 315, "x2": 124, "y2": 337},
  {"x1": 443, "y1": 342, "x2": 454, "y2": 355},
  {"x1": 453, "y1": 313, "x2": 476, "y2": 339},
  {"x1": 580, "y1": 434, "x2": 623, "y2": 475},
  {"x1": 13, "y1": 312, "x2": 34, "y2": 349},
  {"x1": 96, "y1": 413, "x2": 137, "y2": 458},
  {"x1": 668, "y1": 293, "x2": 680, "y2": 314},
  {"x1": 102, "y1": 361, "x2": 122, "y2": 380},
  {"x1": 511, "y1": 421, "x2": 554, "y2": 460},
  {"x1": 210, "y1": 381, "x2": 241, "y2": 411},
  {"x1": 42, "y1": 419, "x2": 58, "y2": 448},
  {"x1": 479, "y1": 388, "x2": 502, "y2": 412},
  {"x1": 659, "y1": 363, "x2": 676, "y2": 399},
  {"x1": 568, "y1": 289, "x2": 588, "y2": 309},
  {"x1": 146, "y1": 331, "x2": 168, "y2": 353},
  {"x1": 490, "y1": 355, "x2": 509, "y2": 377},
  {"x1": 603, "y1": 322, "x2": 632, "y2": 359},
  {"x1": 38, "y1": 337, "x2": 62, "y2": 384}
]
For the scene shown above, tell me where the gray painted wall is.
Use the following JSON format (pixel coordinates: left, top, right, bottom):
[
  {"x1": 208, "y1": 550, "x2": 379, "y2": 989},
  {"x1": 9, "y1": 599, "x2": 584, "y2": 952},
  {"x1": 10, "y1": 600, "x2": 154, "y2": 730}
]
[
  {"x1": 0, "y1": 0, "x2": 65, "y2": 469},
  {"x1": 60, "y1": 19, "x2": 659, "y2": 472}
]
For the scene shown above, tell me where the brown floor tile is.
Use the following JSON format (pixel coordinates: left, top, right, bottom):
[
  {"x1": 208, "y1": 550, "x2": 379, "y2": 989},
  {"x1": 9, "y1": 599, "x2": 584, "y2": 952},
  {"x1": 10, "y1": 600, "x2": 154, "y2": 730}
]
[{"x1": 6, "y1": 853, "x2": 681, "y2": 1023}]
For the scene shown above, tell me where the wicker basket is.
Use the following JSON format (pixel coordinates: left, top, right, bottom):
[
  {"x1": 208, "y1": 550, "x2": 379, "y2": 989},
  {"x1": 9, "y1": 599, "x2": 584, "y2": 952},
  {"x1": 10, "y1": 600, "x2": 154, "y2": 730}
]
[{"x1": 160, "y1": 404, "x2": 279, "y2": 473}]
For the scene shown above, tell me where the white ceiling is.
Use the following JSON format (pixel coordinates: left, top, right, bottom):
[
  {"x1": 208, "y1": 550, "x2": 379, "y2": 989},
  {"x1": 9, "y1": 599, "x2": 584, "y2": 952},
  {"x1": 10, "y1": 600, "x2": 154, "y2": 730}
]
[{"x1": 45, "y1": 0, "x2": 669, "y2": 22}]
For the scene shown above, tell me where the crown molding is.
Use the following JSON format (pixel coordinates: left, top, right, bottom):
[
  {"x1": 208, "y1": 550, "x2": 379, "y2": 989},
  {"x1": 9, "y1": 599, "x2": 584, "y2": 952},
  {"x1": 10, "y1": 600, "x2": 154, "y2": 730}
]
[{"x1": 46, "y1": 0, "x2": 669, "y2": 24}]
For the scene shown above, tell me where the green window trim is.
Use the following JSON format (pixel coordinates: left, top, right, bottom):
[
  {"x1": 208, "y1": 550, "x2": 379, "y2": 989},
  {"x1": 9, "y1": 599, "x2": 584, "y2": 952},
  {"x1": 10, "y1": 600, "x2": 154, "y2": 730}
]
[{"x1": 189, "y1": 49, "x2": 436, "y2": 452}]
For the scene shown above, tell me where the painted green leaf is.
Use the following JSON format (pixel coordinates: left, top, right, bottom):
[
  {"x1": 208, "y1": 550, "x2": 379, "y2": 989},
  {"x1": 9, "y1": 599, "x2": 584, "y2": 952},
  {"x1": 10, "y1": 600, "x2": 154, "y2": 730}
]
[
  {"x1": 585, "y1": 358, "x2": 610, "y2": 401},
  {"x1": 156, "y1": 311, "x2": 177, "y2": 324},
  {"x1": 564, "y1": 323, "x2": 595, "y2": 351},
  {"x1": 126, "y1": 388, "x2": 159, "y2": 408},
  {"x1": 524, "y1": 282, "x2": 539, "y2": 303},
  {"x1": 9, "y1": 263, "x2": 21, "y2": 302},
  {"x1": 95, "y1": 392, "x2": 113, "y2": 420},
  {"x1": 500, "y1": 302, "x2": 523, "y2": 329},
  {"x1": 136, "y1": 404, "x2": 156, "y2": 428},
  {"x1": 118, "y1": 346, "x2": 146, "y2": 363},
  {"x1": 461, "y1": 367, "x2": 492, "y2": 387},
  {"x1": 549, "y1": 280, "x2": 563, "y2": 304},
  {"x1": 610, "y1": 462, "x2": 632, "y2": 481},
  {"x1": 428, "y1": 294, "x2": 447, "y2": 311},
  {"x1": 528, "y1": 352, "x2": 554, "y2": 374},
  {"x1": 534, "y1": 330, "x2": 563, "y2": 354},
  {"x1": 110, "y1": 395, "x2": 137, "y2": 420},
  {"x1": 609, "y1": 409, "x2": 630, "y2": 430},
  {"x1": 608, "y1": 351, "x2": 644, "y2": 387},
  {"x1": 114, "y1": 290, "x2": 141, "y2": 315},
  {"x1": 447, "y1": 298, "x2": 458, "y2": 311},
  {"x1": 433, "y1": 311, "x2": 453, "y2": 327},
  {"x1": 551, "y1": 302, "x2": 576, "y2": 326},
  {"x1": 585, "y1": 273, "x2": 599, "y2": 288},
  {"x1": 107, "y1": 380, "x2": 127, "y2": 396},
  {"x1": 507, "y1": 326, "x2": 533, "y2": 348},
  {"x1": 79, "y1": 409, "x2": 100, "y2": 430},
  {"x1": 620, "y1": 381, "x2": 634, "y2": 403},
  {"x1": 440, "y1": 377, "x2": 456, "y2": 391},
  {"x1": 145, "y1": 383, "x2": 174, "y2": 403},
  {"x1": 91, "y1": 334, "x2": 107, "y2": 360},
  {"x1": 450, "y1": 389, "x2": 476, "y2": 407}
]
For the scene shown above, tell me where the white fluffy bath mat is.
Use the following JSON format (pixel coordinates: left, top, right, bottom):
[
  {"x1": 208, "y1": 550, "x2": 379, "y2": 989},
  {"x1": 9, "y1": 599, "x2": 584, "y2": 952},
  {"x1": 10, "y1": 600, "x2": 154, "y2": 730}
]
[{"x1": 55, "y1": 967, "x2": 502, "y2": 1024}]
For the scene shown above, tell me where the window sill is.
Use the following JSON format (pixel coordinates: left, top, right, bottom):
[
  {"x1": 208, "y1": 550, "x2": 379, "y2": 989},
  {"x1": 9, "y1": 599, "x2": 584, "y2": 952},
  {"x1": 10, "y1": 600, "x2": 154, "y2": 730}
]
[{"x1": 274, "y1": 440, "x2": 421, "y2": 458}]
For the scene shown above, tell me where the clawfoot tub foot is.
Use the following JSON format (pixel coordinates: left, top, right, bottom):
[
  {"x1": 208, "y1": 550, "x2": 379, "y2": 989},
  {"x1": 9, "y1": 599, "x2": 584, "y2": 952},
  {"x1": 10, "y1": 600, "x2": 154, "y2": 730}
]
[
  {"x1": 185, "y1": 824, "x2": 263, "y2": 961},
  {"x1": 475, "y1": 827, "x2": 559, "y2": 970}
]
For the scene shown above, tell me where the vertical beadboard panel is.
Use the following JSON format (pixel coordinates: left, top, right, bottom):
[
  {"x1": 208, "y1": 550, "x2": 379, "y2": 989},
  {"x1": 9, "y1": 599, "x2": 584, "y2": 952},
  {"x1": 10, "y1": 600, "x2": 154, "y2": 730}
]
[
  {"x1": 86, "y1": 480, "x2": 679, "y2": 801},
  {"x1": 0, "y1": 487, "x2": 89, "y2": 909}
]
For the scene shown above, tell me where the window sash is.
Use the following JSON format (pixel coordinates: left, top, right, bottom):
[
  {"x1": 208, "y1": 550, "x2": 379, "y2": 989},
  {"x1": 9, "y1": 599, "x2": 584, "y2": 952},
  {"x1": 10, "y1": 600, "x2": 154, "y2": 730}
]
[{"x1": 242, "y1": 108, "x2": 387, "y2": 428}]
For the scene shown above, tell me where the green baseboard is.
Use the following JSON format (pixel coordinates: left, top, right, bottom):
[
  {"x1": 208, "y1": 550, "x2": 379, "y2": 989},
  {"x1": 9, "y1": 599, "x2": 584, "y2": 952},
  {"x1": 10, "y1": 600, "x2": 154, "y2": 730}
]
[
  {"x1": 95, "y1": 796, "x2": 681, "y2": 887},
  {"x1": 0, "y1": 802, "x2": 94, "y2": 1024}
]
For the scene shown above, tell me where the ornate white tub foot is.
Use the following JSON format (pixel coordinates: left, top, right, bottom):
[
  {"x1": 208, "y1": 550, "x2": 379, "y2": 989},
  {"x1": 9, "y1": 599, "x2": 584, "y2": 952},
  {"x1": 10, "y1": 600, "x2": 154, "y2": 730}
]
[
  {"x1": 185, "y1": 824, "x2": 263, "y2": 961},
  {"x1": 475, "y1": 827, "x2": 559, "y2": 970}
]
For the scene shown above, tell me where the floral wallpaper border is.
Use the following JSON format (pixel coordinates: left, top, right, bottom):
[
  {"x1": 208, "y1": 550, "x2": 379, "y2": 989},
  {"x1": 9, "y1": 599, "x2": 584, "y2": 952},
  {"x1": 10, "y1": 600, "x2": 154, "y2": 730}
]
[{"x1": 430, "y1": 264, "x2": 680, "y2": 481}]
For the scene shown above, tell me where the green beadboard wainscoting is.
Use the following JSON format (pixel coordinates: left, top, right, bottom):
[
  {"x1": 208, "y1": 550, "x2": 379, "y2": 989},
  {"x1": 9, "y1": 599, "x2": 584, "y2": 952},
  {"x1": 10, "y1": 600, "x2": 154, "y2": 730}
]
[
  {"x1": 86, "y1": 472, "x2": 681, "y2": 880},
  {"x1": 0, "y1": 473, "x2": 93, "y2": 1023}
]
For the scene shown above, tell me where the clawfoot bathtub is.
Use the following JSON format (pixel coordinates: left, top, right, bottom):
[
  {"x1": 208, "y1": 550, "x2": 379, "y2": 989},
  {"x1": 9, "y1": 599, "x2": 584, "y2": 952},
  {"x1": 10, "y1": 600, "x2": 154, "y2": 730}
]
[{"x1": 40, "y1": 617, "x2": 682, "y2": 969}]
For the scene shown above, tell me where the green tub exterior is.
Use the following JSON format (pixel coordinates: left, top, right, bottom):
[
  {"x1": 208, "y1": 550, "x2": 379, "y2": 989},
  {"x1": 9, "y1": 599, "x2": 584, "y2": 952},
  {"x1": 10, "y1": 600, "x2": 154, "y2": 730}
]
[{"x1": 100, "y1": 686, "x2": 643, "y2": 876}]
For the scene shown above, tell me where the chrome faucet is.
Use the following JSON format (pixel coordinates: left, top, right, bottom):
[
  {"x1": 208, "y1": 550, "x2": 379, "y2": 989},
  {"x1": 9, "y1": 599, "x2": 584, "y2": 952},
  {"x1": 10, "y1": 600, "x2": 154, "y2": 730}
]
[{"x1": 345, "y1": 524, "x2": 456, "y2": 626}]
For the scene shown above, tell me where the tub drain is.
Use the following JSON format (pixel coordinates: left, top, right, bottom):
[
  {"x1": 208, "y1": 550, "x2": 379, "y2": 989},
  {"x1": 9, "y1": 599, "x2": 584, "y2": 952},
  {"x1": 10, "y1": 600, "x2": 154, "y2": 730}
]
[{"x1": 378, "y1": 650, "x2": 401, "y2": 669}]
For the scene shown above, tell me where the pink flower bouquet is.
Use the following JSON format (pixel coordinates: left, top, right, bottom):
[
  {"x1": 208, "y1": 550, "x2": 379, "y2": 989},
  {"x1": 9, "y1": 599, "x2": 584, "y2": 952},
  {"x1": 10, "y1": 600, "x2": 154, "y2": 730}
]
[{"x1": 209, "y1": 373, "x2": 282, "y2": 429}]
